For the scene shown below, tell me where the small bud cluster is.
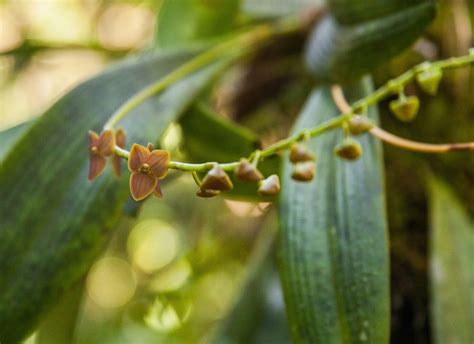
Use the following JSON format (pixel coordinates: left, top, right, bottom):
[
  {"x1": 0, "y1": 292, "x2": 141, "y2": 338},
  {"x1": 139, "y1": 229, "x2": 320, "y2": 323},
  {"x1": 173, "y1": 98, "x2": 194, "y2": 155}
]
[{"x1": 289, "y1": 144, "x2": 317, "y2": 182}]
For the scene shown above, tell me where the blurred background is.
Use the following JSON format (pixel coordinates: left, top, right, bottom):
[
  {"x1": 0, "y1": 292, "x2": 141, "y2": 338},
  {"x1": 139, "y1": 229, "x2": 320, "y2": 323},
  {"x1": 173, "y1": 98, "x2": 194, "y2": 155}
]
[{"x1": 0, "y1": 1, "x2": 473, "y2": 343}]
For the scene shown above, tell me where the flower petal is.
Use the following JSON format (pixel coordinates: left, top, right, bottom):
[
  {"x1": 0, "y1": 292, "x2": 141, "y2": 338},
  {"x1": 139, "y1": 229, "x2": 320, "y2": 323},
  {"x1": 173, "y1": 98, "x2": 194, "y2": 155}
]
[
  {"x1": 88, "y1": 154, "x2": 107, "y2": 181},
  {"x1": 129, "y1": 172, "x2": 157, "y2": 201},
  {"x1": 148, "y1": 150, "x2": 170, "y2": 178},
  {"x1": 153, "y1": 180, "x2": 163, "y2": 198},
  {"x1": 88, "y1": 130, "x2": 100, "y2": 148},
  {"x1": 128, "y1": 143, "x2": 150, "y2": 172},
  {"x1": 112, "y1": 129, "x2": 126, "y2": 177},
  {"x1": 98, "y1": 129, "x2": 115, "y2": 156}
]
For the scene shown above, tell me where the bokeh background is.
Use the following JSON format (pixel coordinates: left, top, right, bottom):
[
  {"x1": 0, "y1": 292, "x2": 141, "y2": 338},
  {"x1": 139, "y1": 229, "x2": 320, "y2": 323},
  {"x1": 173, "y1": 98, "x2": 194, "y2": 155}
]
[{"x1": 0, "y1": 1, "x2": 473, "y2": 343}]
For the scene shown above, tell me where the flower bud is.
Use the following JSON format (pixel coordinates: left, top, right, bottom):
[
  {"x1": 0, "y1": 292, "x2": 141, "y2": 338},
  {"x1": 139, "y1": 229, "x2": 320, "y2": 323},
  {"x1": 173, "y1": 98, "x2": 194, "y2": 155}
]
[
  {"x1": 196, "y1": 188, "x2": 220, "y2": 198},
  {"x1": 334, "y1": 138, "x2": 363, "y2": 160},
  {"x1": 291, "y1": 161, "x2": 316, "y2": 182},
  {"x1": 289, "y1": 144, "x2": 315, "y2": 163},
  {"x1": 416, "y1": 67, "x2": 442, "y2": 95},
  {"x1": 234, "y1": 159, "x2": 264, "y2": 182},
  {"x1": 348, "y1": 115, "x2": 373, "y2": 136},
  {"x1": 258, "y1": 174, "x2": 280, "y2": 196},
  {"x1": 389, "y1": 95, "x2": 420, "y2": 122},
  {"x1": 200, "y1": 166, "x2": 234, "y2": 191}
]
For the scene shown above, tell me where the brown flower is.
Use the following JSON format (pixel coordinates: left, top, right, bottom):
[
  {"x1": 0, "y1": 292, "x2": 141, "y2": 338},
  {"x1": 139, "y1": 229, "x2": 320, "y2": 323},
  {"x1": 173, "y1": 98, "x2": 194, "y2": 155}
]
[
  {"x1": 128, "y1": 143, "x2": 170, "y2": 201},
  {"x1": 112, "y1": 128, "x2": 126, "y2": 177},
  {"x1": 258, "y1": 174, "x2": 280, "y2": 196},
  {"x1": 234, "y1": 159, "x2": 263, "y2": 182},
  {"x1": 200, "y1": 165, "x2": 233, "y2": 191},
  {"x1": 88, "y1": 129, "x2": 115, "y2": 181}
]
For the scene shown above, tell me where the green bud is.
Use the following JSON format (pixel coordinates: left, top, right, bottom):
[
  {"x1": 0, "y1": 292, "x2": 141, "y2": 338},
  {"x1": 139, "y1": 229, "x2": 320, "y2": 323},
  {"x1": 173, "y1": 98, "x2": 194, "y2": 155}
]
[
  {"x1": 348, "y1": 115, "x2": 373, "y2": 136},
  {"x1": 291, "y1": 161, "x2": 316, "y2": 182},
  {"x1": 334, "y1": 138, "x2": 363, "y2": 160},
  {"x1": 258, "y1": 174, "x2": 280, "y2": 196},
  {"x1": 201, "y1": 166, "x2": 233, "y2": 191},
  {"x1": 289, "y1": 144, "x2": 316, "y2": 163},
  {"x1": 416, "y1": 67, "x2": 442, "y2": 95},
  {"x1": 196, "y1": 188, "x2": 220, "y2": 198},
  {"x1": 234, "y1": 159, "x2": 264, "y2": 182},
  {"x1": 389, "y1": 95, "x2": 420, "y2": 122}
]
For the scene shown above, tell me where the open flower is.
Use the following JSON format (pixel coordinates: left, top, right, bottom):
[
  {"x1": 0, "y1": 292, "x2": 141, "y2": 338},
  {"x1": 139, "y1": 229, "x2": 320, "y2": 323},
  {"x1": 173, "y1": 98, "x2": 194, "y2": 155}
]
[
  {"x1": 88, "y1": 129, "x2": 115, "y2": 181},
  {"x1": 128, "y1": 143, "x2": 170, "y2": 201}
]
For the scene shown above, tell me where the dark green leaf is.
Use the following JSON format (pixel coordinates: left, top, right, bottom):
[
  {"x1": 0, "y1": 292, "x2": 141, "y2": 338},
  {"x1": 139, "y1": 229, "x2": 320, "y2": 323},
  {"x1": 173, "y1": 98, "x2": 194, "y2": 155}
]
[
  {"x1": 156, "y1": 0, "x2": 240, "y2": 49},
  {"x1": 0, "y1": 51, "x2": 226, "y2": 342},
  {"x1": 278, "y1": 78, "x2": 390, "y2": 343},
  {"x1": 429, "y1": 178, "x2": 474, "y2": 344},
  {"x1": 0, "y1": 120, "x2": 34, "y2": 161},
  {"x1": 305, "y1": 2, "x2": 436, "y2": 83}
]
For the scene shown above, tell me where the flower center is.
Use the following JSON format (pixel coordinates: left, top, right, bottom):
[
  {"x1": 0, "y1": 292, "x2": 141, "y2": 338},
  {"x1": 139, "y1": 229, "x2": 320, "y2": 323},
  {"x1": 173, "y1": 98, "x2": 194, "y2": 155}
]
[
  {"x1": 90, "y1": 146, "x2": 99, "y2": 154},
  {"x1": 139, "y1": 163, "x2": 151, "y2": 173}
]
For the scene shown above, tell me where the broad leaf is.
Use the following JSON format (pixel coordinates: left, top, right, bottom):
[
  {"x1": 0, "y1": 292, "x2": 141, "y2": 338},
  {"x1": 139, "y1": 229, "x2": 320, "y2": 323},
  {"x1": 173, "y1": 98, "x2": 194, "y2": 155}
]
[
  {"x1": 156, "y1": 0, "x2": 240, "y2": 49},
  {"x1": 0, "y1": 51, "x2": 226, "y2": 342},
  {"x1": 278, "y1": 78, "x2": 390, "y2": 342},
  {"x1": 429, "y1": 178, "x2": 474, "y2": 344}
]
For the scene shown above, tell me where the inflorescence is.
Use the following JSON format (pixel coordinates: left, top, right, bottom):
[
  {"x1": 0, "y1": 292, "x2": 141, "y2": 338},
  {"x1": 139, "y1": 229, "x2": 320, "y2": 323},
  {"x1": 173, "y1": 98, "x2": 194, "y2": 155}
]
[{"x1": 88, "y1": 46, "x2": 474, "y2": 202}]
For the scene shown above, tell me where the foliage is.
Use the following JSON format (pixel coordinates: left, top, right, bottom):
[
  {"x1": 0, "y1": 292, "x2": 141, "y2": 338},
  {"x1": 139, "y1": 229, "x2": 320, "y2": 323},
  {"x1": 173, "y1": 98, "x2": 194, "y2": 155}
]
[{"x1": 0, "y1": 0, "x2": 473, "y2": 343}]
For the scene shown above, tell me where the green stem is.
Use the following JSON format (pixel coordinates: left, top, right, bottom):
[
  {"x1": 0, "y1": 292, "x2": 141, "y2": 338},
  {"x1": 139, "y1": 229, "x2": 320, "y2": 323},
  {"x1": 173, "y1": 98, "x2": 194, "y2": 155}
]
[
  {"x1": 103, "y1": 18, "x2": 300, "y2": 130},
  {"x1": 112, "y1": 52, "x2": 474, "y2": 173}
]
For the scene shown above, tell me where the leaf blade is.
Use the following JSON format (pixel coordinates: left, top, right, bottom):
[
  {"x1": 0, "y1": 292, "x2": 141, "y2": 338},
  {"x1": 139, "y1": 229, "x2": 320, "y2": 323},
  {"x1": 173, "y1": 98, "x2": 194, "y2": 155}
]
[
  {"x1": 278, "y1": 78, "x2": 390, "y2": 343},
  {"x1": 0, "y1": 51, "x2": 225, "y2": 342}
]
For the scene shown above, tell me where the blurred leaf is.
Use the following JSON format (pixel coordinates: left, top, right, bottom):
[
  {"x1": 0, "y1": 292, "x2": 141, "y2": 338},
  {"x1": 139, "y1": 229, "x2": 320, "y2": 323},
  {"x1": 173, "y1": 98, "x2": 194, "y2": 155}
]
[
  {"x1": 179, "y1": 103, "x2": 279, "y2": 200},
  {"x1": 278, "y1": 78, "x2": 390, "y2": 342},
  {"x1": 156, "y1": 0, "x2": 241, "y2": 49},
  {"x1": 0, "y1": 51, "x2": 227, "y2": 342},
  {"x1": 242, "y1": 0, "x2": 321, "y2": 17},
  {"x1": 429, "y1": 178, "x2": 474, "y2": 344},
  {"x1": 180, "y1": 103, "x2": 259, "y2": 162},
  {"x1": 36, "y1": 281, "x2": 84, "y2": 344},
  {"x1": 0, "y1": 121, "x2": 34, "y2": 161}
]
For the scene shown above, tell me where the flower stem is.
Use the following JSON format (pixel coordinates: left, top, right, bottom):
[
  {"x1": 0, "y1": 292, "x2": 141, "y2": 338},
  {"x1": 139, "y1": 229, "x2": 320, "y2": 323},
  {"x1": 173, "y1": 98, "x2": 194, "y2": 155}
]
[{"x1": 113, "y1": 52, "x2": 474, "y2": 173}]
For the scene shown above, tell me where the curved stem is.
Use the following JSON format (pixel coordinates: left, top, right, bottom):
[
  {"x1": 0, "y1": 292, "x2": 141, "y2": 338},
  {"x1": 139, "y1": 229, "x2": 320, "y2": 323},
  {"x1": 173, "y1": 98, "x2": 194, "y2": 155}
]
[
  {"x1": 103, "y1": 18, "x2": 300, "y2": 130},
  {"x1": 331, "y1": 83, "x2": 474, "y2": 153},
  {"x1": 369, "y1": 127, "x2": 474, "y2": 153}
]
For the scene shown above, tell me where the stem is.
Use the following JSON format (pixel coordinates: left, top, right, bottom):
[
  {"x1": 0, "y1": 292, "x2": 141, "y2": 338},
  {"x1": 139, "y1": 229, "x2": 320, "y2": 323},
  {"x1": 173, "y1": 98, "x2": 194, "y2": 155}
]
[
  {"x1": 370, "y1": 127, "x2": 474, "y2": 153},
  {"x1": 112, "y1": 52, "x2": 474, "y2": 173},
  {"x1": 103, "y1": 18, "x2": 300, "y2": 130}
]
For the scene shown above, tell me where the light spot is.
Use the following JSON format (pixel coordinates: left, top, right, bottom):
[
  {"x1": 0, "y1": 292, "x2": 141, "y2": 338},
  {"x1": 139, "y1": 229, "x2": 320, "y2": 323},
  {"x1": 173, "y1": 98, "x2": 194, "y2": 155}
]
[
  {"x1": 86, "y1": 257, "x2": 136, "y2": 308},
  {"x1": 128, "y1": 219, "x2": 179, "y2": 273}
]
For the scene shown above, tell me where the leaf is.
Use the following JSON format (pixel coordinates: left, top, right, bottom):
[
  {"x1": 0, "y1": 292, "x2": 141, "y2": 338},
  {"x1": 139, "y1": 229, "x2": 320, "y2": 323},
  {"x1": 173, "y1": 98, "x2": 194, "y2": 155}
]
[
  {"x1": 0, "y1": 120, "x2": 34, "y2": 161},
  {"x1": 328, "y1": 0, "x2": 426, "y2": 24},
  {"x1": 242, "y1": 0, "x2": 321, "y2": 17},
  {"x1": 428, "y1": 178, "x2": 474, "y2": 344},
  {"x1": 0, "y1": 51, "x2": 227, "y2": 342},
  {"x1": 156, "y1": 0, "x2": 240, "y2": 49},
  {"x1": 179, "y1": 103, "x2": 279, "y2": 200},
  {"x1": 278, "y1": 78, "x2": 390, "y2": 343},
  {"x1": 305, "y1": 2, "x2": 436, "y2": 83}
]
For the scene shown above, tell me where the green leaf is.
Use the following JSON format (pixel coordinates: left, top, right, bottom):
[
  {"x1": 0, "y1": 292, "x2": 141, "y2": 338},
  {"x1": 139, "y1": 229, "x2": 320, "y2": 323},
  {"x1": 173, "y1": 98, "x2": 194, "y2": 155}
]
[
  {"x1": 328, "y1": 0, "x2": 427, "y2": 24},
  {"x1": 179, "y1": 103, "x2": 279, "y2": 200},
  {"x1": 278, "y1": 78, "x2": 390, "y2": 343},
  {"x1": 305, "y1": 2, "x2": 436, "y2": 83},
  {"x1": 156, "y1": 0, "x2": 240, "y2": 49},
  {"x1": 0, "y1": 51, "x2": 226, "y2": 342},
  {"x1": 0, "y1": 120, "x2": 34, "y2": 161},
  {"x1": 242, "y1": 0, "x2": 321, "y2": 17},
  {"x1": 429, "y1": 178, "x2": 474, "y2": 344}
]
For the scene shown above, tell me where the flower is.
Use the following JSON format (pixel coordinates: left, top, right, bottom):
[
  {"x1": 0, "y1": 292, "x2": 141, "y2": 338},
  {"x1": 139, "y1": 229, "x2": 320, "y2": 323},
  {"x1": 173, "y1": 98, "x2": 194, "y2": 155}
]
[
  {"x1": 128, "y1": 143, "x2": 170, "y2": 201},
  {"x1": 258, "y1": 174, "x2": 280, "y2": 196},
  {"x1": 88, "y1": 129, "x2": 115, "y2": 181},
  {"x1": 234, "y1": 158, "x2": 263, "y2": 182},
  {"x1": 112, "y1": 128, "x2": 126, "y2": 177}
]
